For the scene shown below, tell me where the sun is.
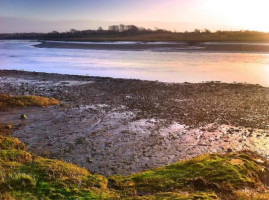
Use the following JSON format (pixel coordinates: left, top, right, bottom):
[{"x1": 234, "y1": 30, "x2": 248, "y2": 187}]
[{"x1": 203, "y1": 0, "x2": 269, "y2": 32}]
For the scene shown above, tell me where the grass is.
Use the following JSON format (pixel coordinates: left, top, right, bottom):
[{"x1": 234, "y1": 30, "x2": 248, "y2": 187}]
[
  {"x1": 1, "y1": 132, "x2": 269, "y2": 199},
  {"x1": 0, "y1": 122, "x2": 118, "y2": 200},
  {"x1": 1, "y1": 95, "x2": 269, "y2": 199},
  {"x1": 0, "y1": 94, "x2": 60, "y2": 111},
  {"x1": 1, "y1": 138, "x2": 269, "y2": 200},
  {"x1": 109, "y1": 152, "x2": 269, "y2": 199}
]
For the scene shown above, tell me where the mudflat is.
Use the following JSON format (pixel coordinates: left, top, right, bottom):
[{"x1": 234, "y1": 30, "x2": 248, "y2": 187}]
[
  {"x1": 1, "y1": 69, "x2": 269, "y2": 175},
  {"x1": 34, "y1": 41, "x2": 269, "y2": 53}
]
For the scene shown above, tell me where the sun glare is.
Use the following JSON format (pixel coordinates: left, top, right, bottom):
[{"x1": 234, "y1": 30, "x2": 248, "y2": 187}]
[{"x1": 203, "y1": 0, "x2": 269, "y2": 32}]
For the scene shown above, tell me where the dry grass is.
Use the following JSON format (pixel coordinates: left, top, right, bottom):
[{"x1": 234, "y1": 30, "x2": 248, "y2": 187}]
[{"x1": 0, "y1": 94, "x2": 60, "y2": 111}]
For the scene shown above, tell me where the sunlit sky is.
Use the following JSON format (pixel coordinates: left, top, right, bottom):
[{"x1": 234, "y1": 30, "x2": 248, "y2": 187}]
[{"x1": 1, "y1": 0, "x2": 269, "y2": 33}]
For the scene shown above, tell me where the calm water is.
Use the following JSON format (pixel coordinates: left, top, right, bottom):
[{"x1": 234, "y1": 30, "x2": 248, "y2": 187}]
[{"x1": 1, "y1": 40, "x2": 269, "y2": 86}]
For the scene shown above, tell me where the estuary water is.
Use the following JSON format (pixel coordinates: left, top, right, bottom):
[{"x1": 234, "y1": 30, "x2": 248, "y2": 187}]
[{"x1": 1, "y1": 40, "x2": 269, "y2": 86}]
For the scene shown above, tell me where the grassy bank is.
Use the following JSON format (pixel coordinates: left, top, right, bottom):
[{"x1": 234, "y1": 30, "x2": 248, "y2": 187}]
[
  {"x1": 1, "y1": 94, "x2": 269, "y2": 199},
  {"x1": 0, "y1": 94, "x2": 60, "y2": 111}
]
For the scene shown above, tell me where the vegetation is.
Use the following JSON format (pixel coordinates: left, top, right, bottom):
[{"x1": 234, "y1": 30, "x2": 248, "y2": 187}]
[
  {"x1": 110, "y1": 152, "x2": 269, "y2": 199},
  {"x1": 1, "y1": 24, "x2": 269, "y2": 42},
  {"x1": 1, "y1": 95, "x2": 269, "y2": 199},
  {"x1": 0, "y1": 134, "x2": 118, "y2": 199},
  {"x1": 1, "y1": 132, "x2": 269, "y2": 200},
  {"x1": 0, "y1": 94, "x2": 60, "y2": 111}
]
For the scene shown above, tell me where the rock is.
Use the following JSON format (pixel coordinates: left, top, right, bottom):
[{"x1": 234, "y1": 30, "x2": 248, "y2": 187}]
[
  {"x1": 227, "y1": 148, "x2": 233, "y2": 153},
  {"x1": 20, "y1": 114, "x2": 27, "y2": 119},
  {"x1": 5, "y1": 124, "x2": 12, "y2": 129},
  {"x1": 87, "y1": 156, "x2": 93, "y2": 163}
]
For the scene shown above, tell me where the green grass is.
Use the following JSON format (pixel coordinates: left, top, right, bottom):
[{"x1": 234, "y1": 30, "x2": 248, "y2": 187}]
[
  {"x1": 1, "y1": 133, "x2": 269, "y2": 199},
  {"x1": 0, "y1": 137, "x2": 118, "y2": 199},
  {"x1": 1, "y1": 95, "x2": 269, "y2": 199},
  {"x1": 109, "y1": 152, "x2": 269, "y2": 199}
]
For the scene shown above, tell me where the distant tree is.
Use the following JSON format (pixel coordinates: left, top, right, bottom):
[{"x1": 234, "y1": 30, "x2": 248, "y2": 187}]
[
  {"x1": 138, "y1": 27, "x2": 146, "y2": 31},
  {"x1": 194, "y1": 29, "x2": 201, "y2": 34},
  {"x1": 108, "y1": 25, "x2": 119, "y2": 32},
  {"x1": 204, "y1": 29, "x2": 211, "y2": 33},
  {"x1": 70, "y1": 29, "x2": 78, "y2": 34},
  {"x1": 51, "y1": 31, "x2": 59, "y2": 34},
  {"x1": 126, "y1": 25, "x2": 139, "y2": 33},
  {"x1": 119, "y1": 24, "x2": 125, "y2": 32}
]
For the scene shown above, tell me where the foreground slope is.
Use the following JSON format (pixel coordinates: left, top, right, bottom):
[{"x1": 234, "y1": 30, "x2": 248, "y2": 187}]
[{"x1": 1, "y1": 95, "x2": 269, "y2": 199}]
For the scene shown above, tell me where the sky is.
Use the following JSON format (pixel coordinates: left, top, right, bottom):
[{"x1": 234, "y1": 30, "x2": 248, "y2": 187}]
[{"x1": 1, "y1": 0, "x2": 269, "y2": 33}]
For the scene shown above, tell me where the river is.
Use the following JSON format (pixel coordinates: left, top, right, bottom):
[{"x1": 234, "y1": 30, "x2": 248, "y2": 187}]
[{"x1": 1, "y1": 40, "x2": 269, "y2": 86}]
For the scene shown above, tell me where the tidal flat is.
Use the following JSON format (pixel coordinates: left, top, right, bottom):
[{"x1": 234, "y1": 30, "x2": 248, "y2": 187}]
[
  {"x1": 35, "y1": 41, "x2": 269, "y2": 53},
  {"x1": 1, "y1": 69, "x2": 269, "y2": 176}
]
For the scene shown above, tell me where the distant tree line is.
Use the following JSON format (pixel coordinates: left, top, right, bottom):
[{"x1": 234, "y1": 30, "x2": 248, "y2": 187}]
[
  {"x1": 0, "y1": 24, "x2": 171, "y2": 40},
  {"x1": 107, "y1": 24, "x2": 166, "y2": 33},
  {"x1": 0, "y1": 24, "x2": 268, "y2": 42}
]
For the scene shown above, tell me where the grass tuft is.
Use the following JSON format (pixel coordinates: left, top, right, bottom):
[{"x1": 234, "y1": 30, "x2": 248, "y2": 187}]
[
  {"x1": 0, "y1": 136, "x2": 26, "y2": 150},
  {"x1": 0, "y1": 94, "x2": 60, "y2": 111}
]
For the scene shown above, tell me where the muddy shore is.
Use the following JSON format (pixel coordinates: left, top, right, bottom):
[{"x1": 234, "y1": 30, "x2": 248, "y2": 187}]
[
  {"x1": 1, "y1": 69, "x2": 269, "y2": 175},
  {"x1": 34, "y1": 41, "x2": 269, "y2": 53}
]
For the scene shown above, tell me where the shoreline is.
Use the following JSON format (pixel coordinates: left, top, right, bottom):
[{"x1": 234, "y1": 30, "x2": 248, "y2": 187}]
[
  {"x1": 1, "y1": 69, "x2": 269, "y2": 175},
  {"x1": 34, "y1": 41, "x2": 269, "y2": 53}
]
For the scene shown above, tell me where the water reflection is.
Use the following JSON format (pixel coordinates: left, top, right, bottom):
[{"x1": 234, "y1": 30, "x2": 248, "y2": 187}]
[{"x1": 1, "y1": 40, "x2": 269, "y2": 86}]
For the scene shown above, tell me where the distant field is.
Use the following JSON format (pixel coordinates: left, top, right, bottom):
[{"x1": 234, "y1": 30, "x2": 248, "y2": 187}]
[
  {"x1": 60, "y1": 33, "x2": 269, "y2": 42},
  {"x1": 1, "y1": 30, "x2": 269, "y2": 42}
]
